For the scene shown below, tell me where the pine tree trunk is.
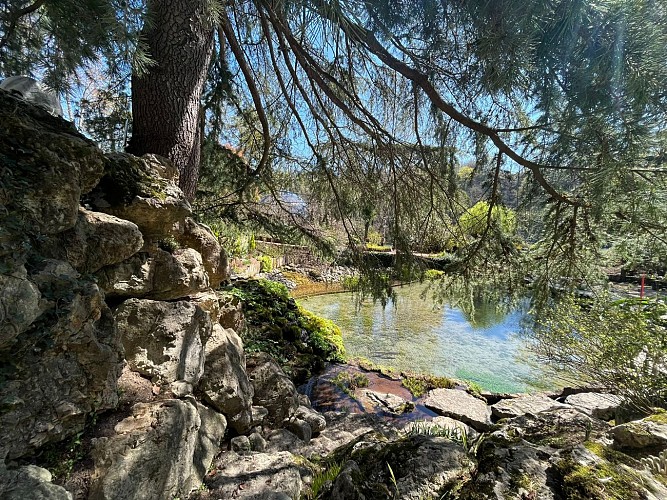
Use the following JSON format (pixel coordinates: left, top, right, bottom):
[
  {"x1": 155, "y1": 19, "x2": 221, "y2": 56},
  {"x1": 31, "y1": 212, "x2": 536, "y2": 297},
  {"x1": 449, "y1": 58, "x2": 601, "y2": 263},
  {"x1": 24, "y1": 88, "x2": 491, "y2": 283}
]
[{"x1": 127, "y1": 0, "x2": 214, "y2": 200}]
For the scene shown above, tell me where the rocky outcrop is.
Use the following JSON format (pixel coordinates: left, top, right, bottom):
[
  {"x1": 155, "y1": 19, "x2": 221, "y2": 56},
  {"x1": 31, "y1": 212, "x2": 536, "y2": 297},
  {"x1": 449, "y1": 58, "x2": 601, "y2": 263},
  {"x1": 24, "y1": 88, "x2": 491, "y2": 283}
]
[
  {"x1": 96, "y1": 248, "x2": 209, "y2": 300},
  {"x1": 0, "y1": 260, "x2": 123, "y2": 459},
  {"x1": 0, "y1": 264, "x2": 43, "y2": 350},
  {"x1": 611, "y1": 416, "x2": 667, "y2": 450},
  {"x1": 197, "y1": 450, "x2": 311, "y2": 500},
  {"x1": 86, "y1": 153, "x2": 190, "y2": 240},
  {"x1": 0, "y1": 91, "x2": 105, "y2": 235},
  {"x1": 0, "y1": 464, "x2": 72, "y2": 500},
  {"x1": 329, "y1": 434, "x2": 475, "y2": 500},
  {"x1": 36, "y1": 207, "x2": 144, "y2": 274},
  {"x1": 218, "y1": 291, "x2": 245, "y2": 331},
  {"x1": 198, "y1": 324, "x2": 254, "y2": 432},
  {"x1": 423, "y1": 388, "x2": 493, "y2": 431},
  {"x1": 89, "y1": 398, "x2": 226, "y2": 500},
  {"x1": 115, "y1": 298, "x2": 212, "y2": 388},
  {"x1": 247, "y1": 353, "x2": 300, "y2": 427},
  {"x1": 179, "y1": 217, "x2": 227, "y2": 288}
]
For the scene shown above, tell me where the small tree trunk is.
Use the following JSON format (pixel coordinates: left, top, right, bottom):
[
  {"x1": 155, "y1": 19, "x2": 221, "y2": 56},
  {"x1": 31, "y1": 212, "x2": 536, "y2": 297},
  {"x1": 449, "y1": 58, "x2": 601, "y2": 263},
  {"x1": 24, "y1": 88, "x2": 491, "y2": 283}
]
[{"x1": 127, "y1": 0, "x2": 214, "y2": 200}]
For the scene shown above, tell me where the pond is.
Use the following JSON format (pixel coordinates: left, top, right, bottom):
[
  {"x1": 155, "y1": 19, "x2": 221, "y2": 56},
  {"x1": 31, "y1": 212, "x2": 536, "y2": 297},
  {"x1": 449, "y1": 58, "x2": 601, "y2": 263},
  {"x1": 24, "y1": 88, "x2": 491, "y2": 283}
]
[{"x1": 299, "y1": 283, "x2": 546, "y2": 393}]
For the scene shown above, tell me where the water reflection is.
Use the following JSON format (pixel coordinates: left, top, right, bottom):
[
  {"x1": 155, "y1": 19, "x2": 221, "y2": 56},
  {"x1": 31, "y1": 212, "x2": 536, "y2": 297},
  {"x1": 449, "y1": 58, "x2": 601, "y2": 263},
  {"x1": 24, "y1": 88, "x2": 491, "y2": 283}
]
[{"x1": 300, "y1": 283, "x2": 543, "y2": 393}]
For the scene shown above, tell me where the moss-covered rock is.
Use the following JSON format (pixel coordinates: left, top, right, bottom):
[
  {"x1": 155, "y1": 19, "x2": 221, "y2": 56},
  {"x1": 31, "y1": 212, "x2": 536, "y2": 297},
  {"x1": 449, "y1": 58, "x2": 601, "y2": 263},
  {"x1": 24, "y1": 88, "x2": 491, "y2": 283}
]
[{"x1": 224, "y1": 279, "x2": 346, "y2": 383}]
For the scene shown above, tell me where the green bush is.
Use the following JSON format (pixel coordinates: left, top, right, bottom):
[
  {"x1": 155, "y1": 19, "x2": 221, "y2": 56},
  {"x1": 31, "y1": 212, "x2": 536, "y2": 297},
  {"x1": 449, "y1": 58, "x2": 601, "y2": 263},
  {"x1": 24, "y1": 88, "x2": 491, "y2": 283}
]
[
  {"x1": 530, "y1": 295, "x2": 667, "y2": 413},
  {"x1": 458, "y1": 201, "x2": 517, "y2": 237},
  {"x1": 258, "y1": 254, "x2": 273, "y2": 273},
  {"x1": 424, "y1": 269, "x2": 445, "y2": 280}
]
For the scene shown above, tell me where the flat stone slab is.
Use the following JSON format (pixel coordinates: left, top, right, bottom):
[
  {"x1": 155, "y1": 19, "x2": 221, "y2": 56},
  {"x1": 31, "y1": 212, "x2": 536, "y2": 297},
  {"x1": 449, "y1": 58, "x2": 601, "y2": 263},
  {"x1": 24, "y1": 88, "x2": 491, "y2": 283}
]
[
  {"x1": 564, "y1": 392, "x2": 621, "y2": 420},
  {"x1": 611, "y1": 417, "x2": 667, "y2": 450},
  {"x1": 423, "y1": 389, "x2": 492, "y2": 431},
  {"x1": 491, "y1": 394, "x2": 571, "y2": 419}
]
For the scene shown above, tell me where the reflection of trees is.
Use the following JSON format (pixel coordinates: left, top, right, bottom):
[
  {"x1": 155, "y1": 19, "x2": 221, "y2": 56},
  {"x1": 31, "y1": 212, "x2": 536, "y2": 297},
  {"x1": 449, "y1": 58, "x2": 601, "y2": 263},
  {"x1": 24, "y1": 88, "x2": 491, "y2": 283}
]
[{"x1": 461, "y1": 298, "x2": 508, "y2": 329}]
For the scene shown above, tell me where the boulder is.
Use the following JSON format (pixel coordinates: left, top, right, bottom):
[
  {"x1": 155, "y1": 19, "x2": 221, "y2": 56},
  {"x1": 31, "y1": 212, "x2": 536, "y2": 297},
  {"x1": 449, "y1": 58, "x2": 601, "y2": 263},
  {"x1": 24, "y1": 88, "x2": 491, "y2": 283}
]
[
  {"x1": 198, "y1": 324, "x2": 254, "y2": 433},
  {"x1": 285, "y1": 418, "x2": 313, "y2": 442},
  {"x1": 491, "y1": 394, "x2": 571, "y2": 420},
  {"x1": 89, "y1": 398, "x2": 226, "y2": 500},
  {"x1": 423, "y1": 388, "x2": 493, "y2": 431},
  {"x1": 611, "y1": 416, "x2": 667, "y2": 450},
  {"x1": 230, "y1": 435, "x2": 252, "y2": 454},
  {"x1": 0, "y1": 464, "x2": 72, "y2": 500},
  {"x1": 498, "y1": 408, "x2": 606, "y2": 449},
  {"x1": 87, "y1": 153, "x2": 190, "y2": 240},
  {"x1": 0, "y1": 90, "x2": 106, "y2": 235},
  {"x1": 330, "y1": 434, "x2": 475, "y2": 500},
  {"x1": 0, "y1": 264, "x2": 43, "y2": 350},
  {"x1": 217, "y1": 291, "x2": 245, "y2": 331},
  {"x1": 96, "y1": 247, "x2": 209, "y2": 300},
  {"x1": 295, "y1": 405, "x2": 327, "y2": 434},
  {"x1": 197, "y1": 450, "x2": 311, "y2": 500},
  {"x1": 364, "y1": 390, "x2": 415, "y2": 415},
  {"x1": 0, "y1": 260, "x2": 123, "y2": 459},
  {"x1": 115, "y1": 298, "x2": 212, "y2": 386},
  {"x1": 178, "y1": 218, "x2": 227, "y2": 288},
  {"x1": 247, "y1": 353, "x2": 300, "y2": 427},
  {"x1": 36, "y1": 208, "x2": 143, "y2": 274},
  {"x1": 564, "y1": 392, "x2": 621, "y2": 420}
]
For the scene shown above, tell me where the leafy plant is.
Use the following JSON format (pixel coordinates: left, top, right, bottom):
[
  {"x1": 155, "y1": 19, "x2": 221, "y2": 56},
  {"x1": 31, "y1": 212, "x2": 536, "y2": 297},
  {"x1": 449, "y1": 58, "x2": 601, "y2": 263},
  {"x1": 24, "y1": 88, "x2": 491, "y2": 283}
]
[
  {"x1": 309, "y1": 461, "x2": 343, "y2": 499},
  {"x1": 258, "y1": 254, "x2": 273, "y2": 273}
]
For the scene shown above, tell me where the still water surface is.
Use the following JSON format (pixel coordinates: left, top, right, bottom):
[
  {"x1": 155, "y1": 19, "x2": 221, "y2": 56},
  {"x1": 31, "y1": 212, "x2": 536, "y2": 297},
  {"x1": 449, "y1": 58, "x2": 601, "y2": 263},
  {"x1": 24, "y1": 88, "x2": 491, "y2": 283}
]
[{"x1": 300, "y1": 283, "x2": 543, "y2": 393}]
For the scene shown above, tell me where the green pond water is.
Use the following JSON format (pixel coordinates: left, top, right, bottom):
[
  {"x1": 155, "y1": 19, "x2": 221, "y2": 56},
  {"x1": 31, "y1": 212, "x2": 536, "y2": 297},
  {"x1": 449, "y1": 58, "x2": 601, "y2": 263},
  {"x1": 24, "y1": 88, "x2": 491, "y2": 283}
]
[{"x1": 300, "y1": 283, "x2": 544, "y2": 393}]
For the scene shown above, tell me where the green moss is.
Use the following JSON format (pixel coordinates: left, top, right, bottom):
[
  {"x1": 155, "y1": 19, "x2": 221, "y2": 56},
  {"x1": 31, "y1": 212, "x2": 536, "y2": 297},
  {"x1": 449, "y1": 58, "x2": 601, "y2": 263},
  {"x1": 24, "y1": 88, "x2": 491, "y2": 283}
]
[
  {"x1": 555, "y1": 456, "x2": 645, "y2": 500},
  {"x1": 584, "y1": 441, "x2": 639, "y2": 467},
  {"x1": 94, "y1": 155, "x2": 169, "y2": 205},
  {"x1": 226, "y1": 279, "x2": 345, "y2": 383},
  {"x1": 401, "y1": 373, "x2": 456, "y2": 397},
  {"x1": 331, "y1": 371, "x2": 369, "y2": 396},
  {"x1": 645, "y1": 409, "x2": 667, "y2": 425}
]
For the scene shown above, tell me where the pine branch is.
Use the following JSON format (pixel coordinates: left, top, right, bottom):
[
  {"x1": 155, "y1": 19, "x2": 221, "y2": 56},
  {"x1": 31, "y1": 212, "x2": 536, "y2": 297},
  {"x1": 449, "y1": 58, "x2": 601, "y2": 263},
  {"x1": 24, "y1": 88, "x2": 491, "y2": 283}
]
[{"x1": 0, "y1": 0, "x2": 46, "y2": 51}]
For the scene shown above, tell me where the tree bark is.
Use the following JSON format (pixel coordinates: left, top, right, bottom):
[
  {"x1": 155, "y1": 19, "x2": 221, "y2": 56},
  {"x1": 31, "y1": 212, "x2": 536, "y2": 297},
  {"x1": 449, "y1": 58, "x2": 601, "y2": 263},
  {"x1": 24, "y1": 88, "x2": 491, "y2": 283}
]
[{"x1": 127, "y1": 0, "x2": 214, "y2": 200}]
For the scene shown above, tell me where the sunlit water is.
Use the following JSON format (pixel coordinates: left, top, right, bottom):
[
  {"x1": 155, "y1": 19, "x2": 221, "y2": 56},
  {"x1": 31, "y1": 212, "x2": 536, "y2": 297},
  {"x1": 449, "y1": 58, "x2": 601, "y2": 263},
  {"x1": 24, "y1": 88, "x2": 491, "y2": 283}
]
[{"x1": 299, "y1": 283, "x2": 545, "y2": 393}]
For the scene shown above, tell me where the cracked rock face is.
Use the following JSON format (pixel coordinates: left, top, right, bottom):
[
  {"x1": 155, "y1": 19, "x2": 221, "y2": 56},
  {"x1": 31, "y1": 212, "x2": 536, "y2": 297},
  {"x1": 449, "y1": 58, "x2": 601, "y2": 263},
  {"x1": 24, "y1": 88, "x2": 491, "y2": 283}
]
[
  {"x1": 115, "y1": 298, "x2": 212, "y2": 387},
  {"x1": 89, "y1": 398, "x2": 226, "y2": 500},
  {"x1": 423, "y1": 388, "x2": 493, "y2": 431}
]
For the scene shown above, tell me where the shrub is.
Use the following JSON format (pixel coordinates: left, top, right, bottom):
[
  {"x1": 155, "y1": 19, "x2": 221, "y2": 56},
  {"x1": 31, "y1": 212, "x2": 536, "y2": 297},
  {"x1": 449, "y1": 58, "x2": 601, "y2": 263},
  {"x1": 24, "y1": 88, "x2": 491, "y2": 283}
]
[
  {"x1": 424, "y1": 269, "x2": 445, "y2": 280},
  {"x1": 529, "y1": 295, "x2": 667, "y2": 413},
  {"x1": 258, "y1": 254, "x2": 273, "y2": 273}
]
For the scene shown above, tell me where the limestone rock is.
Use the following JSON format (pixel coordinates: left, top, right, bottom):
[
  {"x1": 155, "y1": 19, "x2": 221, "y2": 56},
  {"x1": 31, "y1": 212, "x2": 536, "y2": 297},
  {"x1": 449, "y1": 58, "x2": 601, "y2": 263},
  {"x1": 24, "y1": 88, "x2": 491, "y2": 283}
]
[
  {"x1": 191, "y1": 290, "x2": 222, "y2": 323},
  {"x1": 330, "y1": 435, "x2": 475, "y2": 500},
  {"x1": 499, "y1": 408, "x2": 605, "y2": 449},
  {"x1": 89, "y1": 398, "x2": 226, "y2": 500},
  {"x1": 611, "y1": 417, "x2": 667, "y2": 450},
  {"x1": 0, "y1": 260, "x2": 123, "y2": 459},
  {"x1": 198, "y1": 324, "x2": 254, "y2": 433},
  {"x1": 218, "y1": 291, "x2": 245, "y2": 331},
  {"x1": 491, "y1": 394, "x2": 571, "y2": 420},
  {"x1": 0, "y1": 264, "x2": 43, "y2": 350},
  {"x1": 37, "y1": 207, "x2": 143, "y2": 274},
  {"x1": 0, "y1": 90, "x2": 105, "y2": 235},
  {"x1": 96, "y1": 248, "x2": 209, "y2": 300},
  {"x1": 564, "y1": 392, "x2": 621, "y2": 420},
  {"x1": 249, "y1": 432, "x2": 267, "y2": 452},
  {"x1": 115, "y1": 298, "x2": 212, "y2": 386},
  {"x1": 87, "y1": 153, "x2": 190, "y2": 240},
  {"x1": 0, "y1": 464, "x2": 72, "y2": 500},
  {"x1": 457, "y1": 437, "x2": 556, "y2": 500},
  {"x1": 178, "y1": 218, "x2": 227, "y2": 288},
  {"x1": 423, "y1": 388, "x2": 493, "y2": 431},
  {"x1": 285, "y1": 418, "x2": 313, "y2": 442},
  {"x1": 295, "y1": 405, "x2": 327, "y2": 434},
  {"x1": 199, "y1": 450, "x2": 310, "y2": 500},
  {"x1": 230, "y1": 435, "x2": 252, "y2": 454},
  {"x1": 247, "y1": 353, "x2": 300, "y2": 427},
  {"x1": 364, "y1": 390, "x2": 415, "y2": 415}
]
